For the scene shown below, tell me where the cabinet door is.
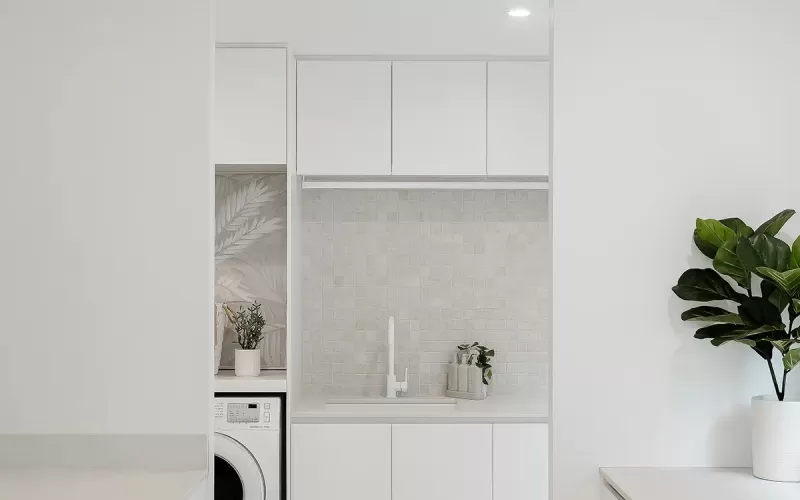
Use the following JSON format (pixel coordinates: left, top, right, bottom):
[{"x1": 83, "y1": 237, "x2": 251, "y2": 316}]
[
  {"x1": 493, "y1": 424, "x2": 549, "y2": 500},
  {"x1": 291, "y1": 424, "x2": 391, "y2": 500},
  {"x1": 215, "y1": 47, "x2": 286, "y2": 165},
  {"x1": 392, "y1": 62, "x2": 486, "y2": 176},
  {"x1": 392, "y1": 424, "x2": 492, "y2": 500},
  {"x1": 297, "y1": 61, "x2": 391, "y2": 175},
  {"x1": 487, "y1": 62, "x2": 550, "y2": 176}
]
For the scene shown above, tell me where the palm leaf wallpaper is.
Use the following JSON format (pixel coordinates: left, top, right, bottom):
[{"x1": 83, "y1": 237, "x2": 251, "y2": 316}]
[{"x1": 215, "y1": 173, "x2": 287, "y2": 369}]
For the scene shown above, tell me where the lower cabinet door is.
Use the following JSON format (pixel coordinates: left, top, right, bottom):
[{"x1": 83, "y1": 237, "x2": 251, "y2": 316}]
[
  {"x1": 291, "y1": 424, "x2": 391, "y2": 500},
  {"x1": 493, "y1": 423, "x2": 549, "y2": 500},
  {"x1": 392, "y1": 424, "x2": 492, "y2": 500}
]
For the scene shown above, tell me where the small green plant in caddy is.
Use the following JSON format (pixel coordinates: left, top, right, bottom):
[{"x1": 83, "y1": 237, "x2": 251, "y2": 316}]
[
  {"x1": 458, "y1": 342, "x2": 495, "y2": 385},
  {"x1": 672, "y1": 209, "x2": 800, "y2": 401},
  {"x1": 223, "y1": 301, "x2": 267, "y2": 350}
]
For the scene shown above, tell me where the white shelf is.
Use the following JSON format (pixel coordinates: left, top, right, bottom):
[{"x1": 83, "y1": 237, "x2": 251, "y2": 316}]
[{"x1": 215, "y1": 370, "x2": 287, "y2": 393}]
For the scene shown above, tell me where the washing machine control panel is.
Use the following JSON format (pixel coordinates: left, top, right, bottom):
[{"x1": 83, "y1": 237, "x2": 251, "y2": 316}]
[
  {"x1": 214, "y1": 398, "x2": 281, "y2": 430},
  {"x1": 226, "y1": 403, "x2": 260, "y2": 423}
]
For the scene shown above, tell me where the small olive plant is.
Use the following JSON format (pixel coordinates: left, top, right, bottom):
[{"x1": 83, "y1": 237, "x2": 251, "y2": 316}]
[
  {"x1": 223, "y1": 302, "x2": 266, "y2": 350},
  {"x1": 458, "y1": 342, "x2": 495, "y2": 385},
  {"x1": 672, "y1": 209, "x2": 800, "y2": 401}
]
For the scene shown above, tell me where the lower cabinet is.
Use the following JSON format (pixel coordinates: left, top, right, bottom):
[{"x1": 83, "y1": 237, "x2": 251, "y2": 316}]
[
  {"x1": 291, "y1": 422, "x2": 548, "y2": 500},
  {"x1": 493, "y1": 424, "x2": 549, "y2": 500},
  {"x1": 290, "y1": 424, "x2": 391, "y2": 500},
  {"x1": 392, "y1": 424, "x2": 493, "y2": 500}
]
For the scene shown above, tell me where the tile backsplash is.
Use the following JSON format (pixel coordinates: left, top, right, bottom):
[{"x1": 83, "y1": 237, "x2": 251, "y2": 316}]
[{"x1": 302, "y1": 189, "x2": 550, "y2": 397}]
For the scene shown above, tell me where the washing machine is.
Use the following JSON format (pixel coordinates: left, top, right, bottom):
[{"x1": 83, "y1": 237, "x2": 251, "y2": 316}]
[{"x1": 214, "y1": 395, "x2": 283, "y2": 500}]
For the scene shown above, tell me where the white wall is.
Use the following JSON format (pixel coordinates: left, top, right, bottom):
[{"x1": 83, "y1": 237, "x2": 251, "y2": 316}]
[
  {"x1": 0, "y1": 1, "x2": 213, "y2": 435},
  {"x1": 552, "y1": 0, "x2": 800, "y2": 498},
  {"x1": 215, "y1": 0, "x2": 550, "y2": 56}
]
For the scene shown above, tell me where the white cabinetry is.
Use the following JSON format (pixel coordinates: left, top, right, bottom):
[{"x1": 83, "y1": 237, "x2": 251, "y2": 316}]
[
  {"x1": 297, "y1": 61, "x2": 391, "y2": 175},
  {"x1": 487, "y1": 62, "x2": 550, "y2": 176},
  {"x1": 392, "y1": 62, "x2": 487, "y2": 176},
  {"x1": 214, "y1": 47, "x2": 286, "y2": 165},
  {"x1": 291, "y1": 424, "x2": 391, "y2": 500},
  {"x1": 392, "y1": 424, "x2": 492, "y2": 500},
  {"x1": 493, "y1": 423, "x2": 549, "y2": 500}
]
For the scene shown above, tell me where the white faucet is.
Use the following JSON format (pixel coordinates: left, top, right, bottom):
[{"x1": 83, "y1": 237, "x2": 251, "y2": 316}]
[{"x1": 386, "y1": 316, "x2": 408, "y2": 398}]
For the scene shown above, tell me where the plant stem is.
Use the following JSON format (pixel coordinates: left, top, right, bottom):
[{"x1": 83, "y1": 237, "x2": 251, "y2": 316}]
[
  {"x1": 768, "y1": 359, "x2": 782, "y2": 401},
  {"x1": 780, "y1": 369, "x2": 788, "y2": 401}
]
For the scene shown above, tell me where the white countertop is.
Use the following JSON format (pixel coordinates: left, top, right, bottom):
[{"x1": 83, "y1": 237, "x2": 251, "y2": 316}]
[
  {"x1": 292, "y1": 395, "x2": 548, "y2": 424},
  {"x1": 601, "y1": 467, "x2": 800, "y2": 500},
  {"x1": 0, "y1": 469, "x2": 206, "y2": 500},
  {"x1": 215, "y1": 369, "x2": 287, "y2": 393}
]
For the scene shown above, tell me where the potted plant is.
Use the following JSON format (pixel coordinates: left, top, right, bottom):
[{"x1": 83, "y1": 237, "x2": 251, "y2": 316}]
[
  {"x1": 458, "y1": 342, "x2": 495, "y2": 394},
  {"x1": 672, "y1": 209, "x2": 800, "y2": 482},
  {"x1": 225, "y1": 302, "x2": 266, "y2": 377}
]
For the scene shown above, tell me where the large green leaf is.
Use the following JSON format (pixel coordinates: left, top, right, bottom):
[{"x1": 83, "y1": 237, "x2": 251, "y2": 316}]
[
  {"x1": 783, "y1": 348, "x2": 800, "y2": 371},
  {"x1": 713, "y1": 240, "x2": 750, "y2": 289},
  {"x1": 792, "y1": 235, "x2": 800, "y2": 270},
  {"x1": 672, "y1": 269, "x2": 746, "y2": 303},
  {"x1": 721, "y1": 218, "x2": 754, "y2": 239},
  {"x1": 755, "y1": 209, "x2": 796, "y2": 236},
  {"x1": 770, "y1": 339, "x2": 795, "y2": 355},
  {"x1": 737, "y1": 234, "x2": 791, "y2": 273},
  {"x1": 696, "y1": 219, "x2": 736, "y2": 251},
  {"x1": 757, "y1": 267, "x2": 800, "y2": 296},
  {"x1": 693, "y1": 230, "x2": 718, "y2": 259},
  {"x1": 681, "y1": 306, "x2": 743, "y2": 324},
  {"x1": 761, "y1": 280, "x2": 791, "y2": 313},
  {"x1": 794, "y1": 299, "x2": 800, "y2": 315},
  {"x1": 710, "y1": 324, "x2": 786, "y2": 346},
  {"x1": 738, "y1": 297, "x2": 783, "y2": 327},
  {"x1": 694, "y1": 323, "x2": 741, "y2": 339}
]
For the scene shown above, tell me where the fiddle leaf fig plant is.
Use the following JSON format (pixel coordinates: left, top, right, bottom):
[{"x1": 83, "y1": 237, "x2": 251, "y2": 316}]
[{"x1": 673, "y1": 209, "x2": 800, "y2": 401}]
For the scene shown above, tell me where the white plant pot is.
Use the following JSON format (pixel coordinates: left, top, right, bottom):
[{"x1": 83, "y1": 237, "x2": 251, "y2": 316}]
[
  {"x1": 235, "y1": 349, "x2": 261, "y2": 377},
  {"x1": 752, "y1": 395, "x2": 800, "y2": 482}
]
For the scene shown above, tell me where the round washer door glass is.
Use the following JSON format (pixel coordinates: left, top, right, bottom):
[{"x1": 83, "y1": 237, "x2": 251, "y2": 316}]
[{"x1": 214, "y1": 432, "x2": 266, "y2": 500}]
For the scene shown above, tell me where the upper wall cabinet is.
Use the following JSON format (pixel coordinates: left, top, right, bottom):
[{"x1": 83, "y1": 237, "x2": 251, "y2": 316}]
[
  {"x1": 392, "y1": 62, "x2": 487, "y2": 176},
  {"x1": 297, "y1": 61, "x2": 391, "y2": 175},
  {"x1": 487, "y1": 62, "x2": 550, "y2": 176},
  {"x1": 216, "y1": 0, "x2": 550, "y2": 56},
  {"x1": 215, "y1": 47, "x2": 286, "y2": 165}
]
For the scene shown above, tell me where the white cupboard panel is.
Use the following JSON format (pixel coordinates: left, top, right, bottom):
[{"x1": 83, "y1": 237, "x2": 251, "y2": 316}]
[
  {"x1": 392, "y1": 424, "x2": 492, "y2": 500},
  {"x1": 493, "y1": 423, "x2": 549, "y2": 500},
  {"x1": 297, "y1": 61, "x2": 391, "y2": 175},
  {"x1": 392, "y1": 62, "x2": 487, "y2": 176},
  {"x1": 215, "y1": 47, "x2": 286, "y2": 165},
  {"x1": 487, "y1": 61, "x2": 550, "y2": 176},
  {"x1": 291, "y1": 424, "x2": 391, "y2": 500}
]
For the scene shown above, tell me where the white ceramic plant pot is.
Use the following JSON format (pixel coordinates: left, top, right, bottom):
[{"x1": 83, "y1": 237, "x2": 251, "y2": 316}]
[
  {"x1": 752, "y1": 395, "x2": 800, "y2": 482},
  {"x1": 235, "y1": 349, "x2": 261, "y2": 377}
]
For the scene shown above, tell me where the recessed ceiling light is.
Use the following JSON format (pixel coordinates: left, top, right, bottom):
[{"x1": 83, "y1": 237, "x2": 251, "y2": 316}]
[{"x1": 507, "y1": 7, "x2": 531, "y2": 18}]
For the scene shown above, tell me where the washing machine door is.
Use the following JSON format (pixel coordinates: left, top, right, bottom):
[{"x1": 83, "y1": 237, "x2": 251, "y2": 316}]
[{"x1": 215, "y1": 432, "x2": 266, "y2": 500}]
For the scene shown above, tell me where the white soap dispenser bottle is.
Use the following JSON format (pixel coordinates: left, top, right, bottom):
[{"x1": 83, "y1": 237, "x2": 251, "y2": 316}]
[
  {"x1": 447, "y1": 353, "x2": 459, "y2": 391},
  {"x1": 457, "y1": 354, "x2": 469, "y2": 392},
  {"x1": 468, "y1": 355, "x2": 483, "y2": 395}
]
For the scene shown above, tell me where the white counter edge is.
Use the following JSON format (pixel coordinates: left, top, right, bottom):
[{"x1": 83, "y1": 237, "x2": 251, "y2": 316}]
[{"x1": 290, "y1": 413, "x2": 548, "y2": 424}]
